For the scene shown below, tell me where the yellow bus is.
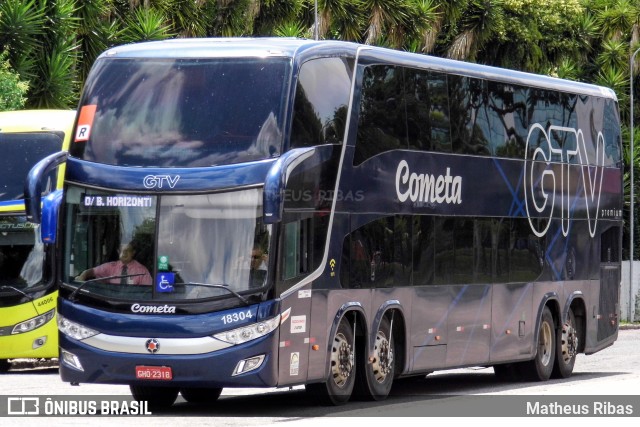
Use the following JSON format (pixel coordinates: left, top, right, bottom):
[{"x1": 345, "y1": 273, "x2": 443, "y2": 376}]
[{"x1": 0, "y1": 110, "x2": 75, "y2": 372}]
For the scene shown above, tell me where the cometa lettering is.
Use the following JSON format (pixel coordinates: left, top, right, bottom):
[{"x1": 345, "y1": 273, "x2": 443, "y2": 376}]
[
  {"x1": 395, "y1": 160, "x2": 462, "y2": 204},
  {"x1": 131, "y1": 303, "x2": 176, "y2": 314}
]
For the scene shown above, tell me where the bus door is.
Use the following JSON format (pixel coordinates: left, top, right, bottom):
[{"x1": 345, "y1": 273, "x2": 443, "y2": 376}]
[{"x1": 275, "y1": 218, "x2": 315, "y2": 386}]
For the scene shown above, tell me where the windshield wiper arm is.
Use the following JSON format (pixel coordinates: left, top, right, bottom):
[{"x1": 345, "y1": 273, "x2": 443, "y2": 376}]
[
  {"x1": 180, "y1": 282, "x2": 250, "y2": 306},
  {"x1": 69, "y1": 273, "x2": 145, "y2": 302},
  {"x1": 0, "y1": 285, "x2": 34, "y2": 302}
]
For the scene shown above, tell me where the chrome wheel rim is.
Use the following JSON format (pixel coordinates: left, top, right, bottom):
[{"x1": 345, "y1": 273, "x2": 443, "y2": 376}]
[
  {"x1": 330, "y1": 332, "x2": 353, "y2": 388},
  {"x1": 372, "y1": 330, "x2": 393, "y2": 383},
  {"x1": 539, "y1": 320, "x2": 553, "y2": 366}
]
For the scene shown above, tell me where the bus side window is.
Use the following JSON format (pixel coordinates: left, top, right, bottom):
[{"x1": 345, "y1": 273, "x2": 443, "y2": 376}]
[
  {"x1": 342, "y1": 216, "x2": 409, "y2": 289},
  {"x1": 282, "y1": 217, "x2": 316, "y2": 281},
  {"x1": 448, "y1": 75, "x2": 491, "y2": 156},
  {"x1": 354, "y1": 65, "x2": 408, "y2": 165},
  {"x1": 405, "y1": 69, "x2": 451, "y2": 153},
  {"x1": 290, "y1": 57, "x2": 353, "y2": 149}
]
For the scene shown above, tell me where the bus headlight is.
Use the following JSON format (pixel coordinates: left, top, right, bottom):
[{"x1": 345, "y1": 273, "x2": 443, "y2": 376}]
[
  {"x1": 214, "y1": 315, "x2": 280, "y2": 345},
  {"x1": 58, "y1": 314, "x2": 99, "y2": 340},
  {"x1": 12, "y1": 309, "x2": 56, "y2": 334}
]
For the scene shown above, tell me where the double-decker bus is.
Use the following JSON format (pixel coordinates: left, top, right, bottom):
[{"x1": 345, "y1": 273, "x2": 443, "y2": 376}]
[
  {"x1": 0, "y1": 109, "x2": 75, "y2": 371},
  {"x1": 26, "y1": 38, "x2": 622, "y2": 407}
]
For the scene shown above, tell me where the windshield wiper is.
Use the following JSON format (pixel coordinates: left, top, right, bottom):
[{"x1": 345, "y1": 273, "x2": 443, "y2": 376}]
[
  {"x1": 0, "y1": 285, "x2": 34, "y2": 302},
  {"x1": 1, "y1": 285, "x2": 40, "y2": 315},
  {"x1": 68, "y1": 273, "x2": 145, "y2": 302},
  {"x1": 179, "y1": 282, "x2": 250, "y2": 306}
]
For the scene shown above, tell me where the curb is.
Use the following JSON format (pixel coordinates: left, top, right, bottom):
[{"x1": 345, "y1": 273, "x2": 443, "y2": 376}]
[{"x1": 619, "y1": 324, "x2": 640, "y2": 330}]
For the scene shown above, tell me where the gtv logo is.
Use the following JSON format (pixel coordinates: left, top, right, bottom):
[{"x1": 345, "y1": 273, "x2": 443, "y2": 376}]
[
  {"x1": 524, "y1": 124, "x2": 604, "y2": 238},
  {"x1": 143, "y1": 175, "x2": 180, "y2": 189}
]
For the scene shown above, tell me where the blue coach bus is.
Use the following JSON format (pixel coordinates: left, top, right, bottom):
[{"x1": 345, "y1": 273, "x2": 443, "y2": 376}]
[{"x1": 26, "y1": 38, "x2": 622, "y2": 407}]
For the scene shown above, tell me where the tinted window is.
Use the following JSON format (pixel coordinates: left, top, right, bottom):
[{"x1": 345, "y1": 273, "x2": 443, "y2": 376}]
[
  {"x1": 448, "y1": 76, "x2": 491, "y2": 156},
  {"x1": 354, "y1": 65, "x2": 408, "y2": 165},
  {"x1": 602, "y1": 99, "x2": 622, "y2": 167},
  {"x1": 0, "y1": 132, "x2": 62, "y2": 202},
  {"x1": 343, "y1": 216, "x2": 411, "y2": 289},
  {"x1": 510, "y1": 219, "x2": 544, "y2": 282},
  {"x1": 527, "y1": 89, "x2": 579, "y2": 163},
  {"x1": 342, "y1": 215, "x2": 546, "y2": 287},
  {"x1": 434, "y1": 218, "x2": 454, "y2": 284},
  {"x1": 0, "y1": 217, "x2": 45, "y2": 288},
  {"x1": 487, "y1": 82, "x2": 527, "y2": 158},
  {"x1": 70, "y1": 58, "x2": 290, "y2": 167},
  {"x1": 413, "y1": 215, "x2": 435, "y2": 285},
  {"x1": 405, "y1": 69, "x2": 451, "y2": 152},
  {"x1": 290, "y1": 57, "x2": 353, "y2": 148}
]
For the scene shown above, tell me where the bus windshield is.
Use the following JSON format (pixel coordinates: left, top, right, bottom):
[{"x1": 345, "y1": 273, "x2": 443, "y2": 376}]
[
  {"x1": 70, "y1": 57, "x2": 290, "y2": 167},
  {"x1": 0, "y1": 132, "x2": 62, "y2": 201},
  {"x1": 64, "y1": 185, "x2": 271, "y2": 302},
  {"x1": 0, "y1": 217, "x2": 44, "y2": 289}
]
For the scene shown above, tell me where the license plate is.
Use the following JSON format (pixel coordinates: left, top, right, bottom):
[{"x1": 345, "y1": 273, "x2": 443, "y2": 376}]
[{"x1": 135, "y1": 365, "x2": 173, "y2": 380}]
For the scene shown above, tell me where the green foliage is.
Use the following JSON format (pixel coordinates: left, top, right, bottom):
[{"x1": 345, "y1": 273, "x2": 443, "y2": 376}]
[
  {"x1": 118, "y1": 7, "x2": 174, "y2": 43},
  {"x1": 211, "y1": 0, "x2": 257, "y2": 36},
  {"x1": 0, "y1": 0, "x2": 46, "y2": 77},
  {"x1": 274, "y1": 21, "x2": 309, "y2": 38},
  {"x1": 0, "y1": 50, "x2": 28, "y2": 111},
  {"x1": 74, "y1": 0, "x2": 112, "y2": 83}
]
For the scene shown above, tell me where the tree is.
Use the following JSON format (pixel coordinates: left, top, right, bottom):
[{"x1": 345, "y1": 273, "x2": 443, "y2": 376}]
[{"x1": 0, "y1": 50, "x2": 28, "y2": 111}]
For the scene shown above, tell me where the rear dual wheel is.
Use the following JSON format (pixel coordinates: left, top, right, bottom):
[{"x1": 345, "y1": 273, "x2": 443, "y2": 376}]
[
  {"x1": 552, "y1": 308, "x2": 578, "y2": 379},
  {"x1": 306, "y1": 317, "x2": 355, "y2": 405},
  {"x1": 518, "y1": 306, "x2": 556, "y2": 381},
  {"x1": 355, "y1": 315, "x2": 395, "y2": 400}
]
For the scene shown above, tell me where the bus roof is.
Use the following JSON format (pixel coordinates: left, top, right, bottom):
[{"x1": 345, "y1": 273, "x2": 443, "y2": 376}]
[
  {"x1": 0, "y1": 109, "x2": 76, "y2": 134},
  {"x1": 97, "y1": 38, "x2": 617, "y2": 102}
]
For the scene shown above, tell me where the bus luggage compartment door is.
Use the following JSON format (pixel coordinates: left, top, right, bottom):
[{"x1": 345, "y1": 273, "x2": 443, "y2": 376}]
[{"x1": 277, "y1": 286, "x2": 312, "y2": 386}]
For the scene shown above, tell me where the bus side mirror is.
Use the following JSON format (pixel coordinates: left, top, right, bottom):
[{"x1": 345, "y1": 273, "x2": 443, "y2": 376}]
[
  {"x1": 263, "y1": 147, "x2": 316, "y2": 224},
  {"x1": 24, "y1": 151, "x2": 68, "y2": 223},
  {"x1": 41, "y1": 189, "x2": 63, "y2": 243}
]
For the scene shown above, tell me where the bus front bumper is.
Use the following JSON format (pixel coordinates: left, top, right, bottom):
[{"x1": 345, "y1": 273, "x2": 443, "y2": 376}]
[{"x1": 58, "y1": 332, "x2": 279, "y2": 388}]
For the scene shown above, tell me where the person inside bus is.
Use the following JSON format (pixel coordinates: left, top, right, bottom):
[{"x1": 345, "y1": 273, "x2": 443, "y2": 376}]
[
  {"x1": 248, "y1": 245, "x2": 267, "y2": 288},
  {"x1": 75, "y1": 241, "x2": 152, "y2": 285},
  {"x1": 250, "y1": 246, "x2": 268, "y2": 272}
]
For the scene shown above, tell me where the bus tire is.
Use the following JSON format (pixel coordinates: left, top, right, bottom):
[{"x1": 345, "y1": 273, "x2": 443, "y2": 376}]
[
  {"x1": 180, "y1": 387, "x2": 223, "y2": 404},
  {"x1": 306, "y1": 316, "x2": 355, "y2": 405},
  {"x1": 355, "y1": 315, "x2": 395, "y2": 400},
  {"x1": 129, "y1": 385, "x2": 179, "y2": 410},
  {"x1": 552, "y1": 308, "x2": 577, "y2": 379},
  {"x1": 522, "y1": 306, "x2": 555, "y2": 381}
]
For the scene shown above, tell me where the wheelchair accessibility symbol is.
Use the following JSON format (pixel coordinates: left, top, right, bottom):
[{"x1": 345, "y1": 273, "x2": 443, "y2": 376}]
[{"x1": 155, "y1": 273, "x2": 175, "y2": 293}]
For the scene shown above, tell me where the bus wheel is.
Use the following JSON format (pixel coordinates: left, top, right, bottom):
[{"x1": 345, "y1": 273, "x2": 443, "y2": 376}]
[
  {"x1": 129, "y1": 385, "x2": 179, "y2": 410},
  {"x1": 180, "y1": 387, "x2": 223, "y2": 404},
  {"x1": 306, "y1": 317, "x2": 355, "y2": 405},
  {"x1": 522, "y1": 306, "x2": 555, "y2": 381},
  {"x1": 0, "y1": 359, "x2": 11, "y2": 373},
  {"x1": 356, "y1": 315, "x2": 395, "y2": 400},
  {"x1": 552, "y1": 308, "x2": 578, "y2": 379}
]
